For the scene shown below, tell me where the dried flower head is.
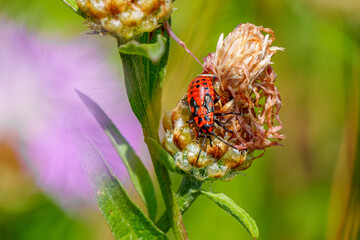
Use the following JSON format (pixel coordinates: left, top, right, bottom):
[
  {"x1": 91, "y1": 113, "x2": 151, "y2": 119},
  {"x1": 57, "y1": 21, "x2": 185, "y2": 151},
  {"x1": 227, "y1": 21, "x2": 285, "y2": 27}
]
[
  {"x1": 76, "y1": 0, "x2": 172, "y2": 39},
  {"x1": 162, "y1": 23, "x2": 285, "y2": 181}
]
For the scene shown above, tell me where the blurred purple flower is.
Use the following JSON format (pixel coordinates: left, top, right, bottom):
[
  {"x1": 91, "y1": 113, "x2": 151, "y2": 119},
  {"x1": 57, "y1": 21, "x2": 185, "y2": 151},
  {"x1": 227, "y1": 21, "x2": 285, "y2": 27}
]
[{"x1": 0, "y1": 20, "x2": 143, "y2": 206}]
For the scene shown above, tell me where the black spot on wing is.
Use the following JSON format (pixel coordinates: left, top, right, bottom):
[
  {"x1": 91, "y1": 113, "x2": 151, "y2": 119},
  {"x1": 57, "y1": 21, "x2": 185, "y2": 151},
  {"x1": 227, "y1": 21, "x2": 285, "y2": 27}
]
[
  {"x1": 190, "y1": 97, "x2": 200, "y2": 115},
  {"x1": 203, "y1": 93, "x2": 214, "y2": 113}
]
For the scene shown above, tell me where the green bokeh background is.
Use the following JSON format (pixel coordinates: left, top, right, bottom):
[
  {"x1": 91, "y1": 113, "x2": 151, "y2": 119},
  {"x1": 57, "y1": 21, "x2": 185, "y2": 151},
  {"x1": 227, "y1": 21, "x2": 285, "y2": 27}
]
[{"x1": 0, "y1": 0, "x2": 359, "y2": 239}]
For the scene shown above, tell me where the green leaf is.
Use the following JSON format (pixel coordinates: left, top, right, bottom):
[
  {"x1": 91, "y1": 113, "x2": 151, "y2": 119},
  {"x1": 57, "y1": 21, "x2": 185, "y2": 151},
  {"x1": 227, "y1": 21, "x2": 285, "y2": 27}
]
[
  {"x1": 145, "y1": 136, "x2": 177, "y2": 172},
  {"x1": 76, "y1": 90, "x2": 157, "y2": 221},
  {"x1": 62, "y1": 0, "x2": 79, "y2": 12},
  {"x1": 75, "y1": 138, "x2": 168, "y2": 240},
  {"x1": 119, "y1": 35, "x2": 166, "y2": 63},
  {"x1": 118, "y1": 27, "x2": 170, "y2": 139},
  {"x1": 62, "y1": 0, "x2": 87, "y2": 18},
  {"x1": 200, "y1": 190, "x2": 259, "y2": 239},
  {"x1": 156, "y1": 176, "x2": 203, "y2": 232}
]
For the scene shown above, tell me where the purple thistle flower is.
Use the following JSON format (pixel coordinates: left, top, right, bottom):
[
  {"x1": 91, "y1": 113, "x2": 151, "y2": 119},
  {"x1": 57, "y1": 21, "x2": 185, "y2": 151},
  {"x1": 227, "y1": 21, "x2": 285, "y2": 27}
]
[{"x1": 0, "y1": 20, "x2": 143, "y2": 207}]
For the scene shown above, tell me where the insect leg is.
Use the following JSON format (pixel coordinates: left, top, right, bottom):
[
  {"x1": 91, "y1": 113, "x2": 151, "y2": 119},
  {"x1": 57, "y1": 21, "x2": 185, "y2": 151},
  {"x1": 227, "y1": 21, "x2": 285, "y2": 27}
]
[
  {"x1": 213, "y1": 89, "x2": 220, "y2": 103},
  {"x1": 209, "y1": 134, "x2": 213, "y2": 147},
  {"x1": 210, "y1": 132, "x2": 238, "y2": 150},
  {"x1": 214, "y1": 119, "x2": 234, "y2": 134},
  {"x1": 214, "y1": 112, "x2": 243, "y2": 117},
  {"x1": 196, "y1": 134, "x2": 207, "y2": 164},
  {"x1": 186, "y1": 119, "x2": 195, "y2": 124}
]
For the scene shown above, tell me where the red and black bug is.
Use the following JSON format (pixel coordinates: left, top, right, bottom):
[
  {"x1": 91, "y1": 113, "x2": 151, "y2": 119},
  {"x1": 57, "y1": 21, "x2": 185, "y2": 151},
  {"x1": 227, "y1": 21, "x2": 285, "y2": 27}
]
[{"x1": 187, "y1": 74, "x2": 243, "y2": 164}]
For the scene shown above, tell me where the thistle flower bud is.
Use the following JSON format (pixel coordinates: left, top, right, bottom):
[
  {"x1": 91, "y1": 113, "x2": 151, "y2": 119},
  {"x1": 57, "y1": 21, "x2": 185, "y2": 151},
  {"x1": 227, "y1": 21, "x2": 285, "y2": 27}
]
[
  {"x1": 76, "y1": 0, "x2": 172, "y2": 39},
  {"x1": 162, "y1": 23, "x2": 285, "y2": 181}
]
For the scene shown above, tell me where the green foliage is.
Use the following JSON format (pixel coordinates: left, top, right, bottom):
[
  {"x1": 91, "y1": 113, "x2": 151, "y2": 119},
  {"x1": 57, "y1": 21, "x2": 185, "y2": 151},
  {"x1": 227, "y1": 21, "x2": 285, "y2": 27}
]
[
  {"x1": 119, "y1": 35, "x2": 167, "y2": 63},
  {"x1": 0, "y1": 194, "x2": 93, "y2": 240},
  {"x1": 118, "y1": 28, "x2": 189, "y2": 239},
  {"x1": 118, "y1": 29, "x2": 170, "y2": 139},
  {"x1": 116, "y1": 21, "x2": 188, "y2": 239},
  {"x1": 145, "y1": 136, "x2": 178, "y2": 172},
  {"x1": 77, "y1": 90, "x2": 157, "y2": 221},
  {"x1": 200, "y1": 190, "x2": 259, "y2": 239},
  {"x1": 61, "y1": 0, "x2": 85, "y2": 17},
  {"x1": 61, "y1": 0, "x2": 78, "y2": 12},
  {"x1": 156, "y1": 176, "x2": 203, "y2": 232},
  {"x1": 79, "y1": 140, "x2": 168, "y2": 240}
]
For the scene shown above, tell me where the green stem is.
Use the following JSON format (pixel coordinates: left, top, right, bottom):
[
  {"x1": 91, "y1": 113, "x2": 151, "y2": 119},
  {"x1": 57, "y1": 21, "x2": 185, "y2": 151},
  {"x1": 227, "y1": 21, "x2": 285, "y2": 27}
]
[
  {"x1": 145, "y1": 135, "x2": 188, "y2": 240},
  {"x1": 117, "y1": 28, "x2": 187, "y2": 239},
  {"x1": 149, "y1": 153, "x2": 188, "y2": 240},
  {"x1": 118, "y1": 52, "x2": 158, "y2": 137},
  {"x1": 156, "y1": 176, "x2": 203, "y2": 232}
]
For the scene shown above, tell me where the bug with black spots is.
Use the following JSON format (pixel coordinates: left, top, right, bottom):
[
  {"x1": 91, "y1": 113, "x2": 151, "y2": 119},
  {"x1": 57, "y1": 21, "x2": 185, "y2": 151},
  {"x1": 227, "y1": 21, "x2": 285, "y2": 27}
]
[{"x1": 187, "y1": 74, "x2": 244, "y2": 164}]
